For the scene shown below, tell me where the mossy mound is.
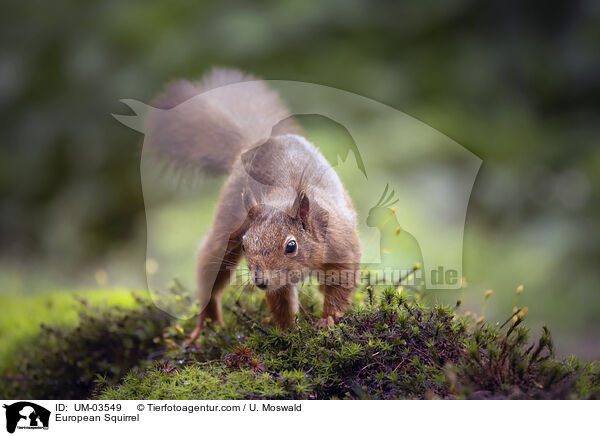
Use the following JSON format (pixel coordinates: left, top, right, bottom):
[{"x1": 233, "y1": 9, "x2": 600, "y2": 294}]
[
  {"x1": 2, "y1": 287, "x2": 599, "y2": 399},
  {"x1": 101, "y1": 287, "x2": 600, "y2": 400}
]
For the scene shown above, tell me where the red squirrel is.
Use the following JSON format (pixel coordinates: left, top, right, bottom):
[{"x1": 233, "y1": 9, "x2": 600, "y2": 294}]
[{"x1": 146, "y1": 68, "x2": 361, "y2": 342}]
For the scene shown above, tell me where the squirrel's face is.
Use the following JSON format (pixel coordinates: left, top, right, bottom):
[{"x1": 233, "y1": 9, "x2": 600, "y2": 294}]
[{"x1": 241, "y1": 207, "x2": 314, "y2": 292}]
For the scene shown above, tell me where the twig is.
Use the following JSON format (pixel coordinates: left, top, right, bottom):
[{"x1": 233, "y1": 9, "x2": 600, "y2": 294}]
[{"x1": 298, "y1": 301, "x2": 314, "y2": 323}]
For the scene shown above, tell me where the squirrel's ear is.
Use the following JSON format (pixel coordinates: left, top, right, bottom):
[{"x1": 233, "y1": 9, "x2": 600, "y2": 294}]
[
  {"x1": 242, "y1": 189, "x2": 257, "y2": 213},
  {"x1": 294, "y1": 191, "x2": 310, "y2": 228}
]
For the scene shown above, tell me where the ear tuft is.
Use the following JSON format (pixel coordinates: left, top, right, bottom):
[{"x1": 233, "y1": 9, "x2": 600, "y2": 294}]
[{"x1": 297, "y1": 191, "x2": 310, "y2": 228}]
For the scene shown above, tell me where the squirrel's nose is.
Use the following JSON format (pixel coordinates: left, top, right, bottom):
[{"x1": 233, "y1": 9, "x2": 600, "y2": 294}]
[{"x1": 254, "y1": 270, "x2": 268, "y2": 289}]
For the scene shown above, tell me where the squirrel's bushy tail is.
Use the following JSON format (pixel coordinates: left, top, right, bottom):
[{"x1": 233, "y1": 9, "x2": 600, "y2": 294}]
[{"x1": 147, "y1": 68, "x2": 300, "y2": 174}]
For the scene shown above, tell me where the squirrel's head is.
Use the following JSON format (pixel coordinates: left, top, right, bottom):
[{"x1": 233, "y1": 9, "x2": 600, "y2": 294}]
[{"x1": 240, "y1": 189, "x2": 325, "y2": 292}]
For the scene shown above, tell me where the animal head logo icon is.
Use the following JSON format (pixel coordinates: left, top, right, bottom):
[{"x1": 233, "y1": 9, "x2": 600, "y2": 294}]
[{"x1": 3, "y1": 402, "x2": 50, "y2": 434}]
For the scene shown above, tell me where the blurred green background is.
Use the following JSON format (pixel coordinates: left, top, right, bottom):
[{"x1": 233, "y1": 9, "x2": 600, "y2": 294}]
[{"x1": 1, "y1": 1, "x2": 599, "y2": 358}]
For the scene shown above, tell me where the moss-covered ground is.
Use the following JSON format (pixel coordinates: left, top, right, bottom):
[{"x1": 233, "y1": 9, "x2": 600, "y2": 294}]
[{"x1": 1, "y1": 285, "x2": 599, "y2": 400}]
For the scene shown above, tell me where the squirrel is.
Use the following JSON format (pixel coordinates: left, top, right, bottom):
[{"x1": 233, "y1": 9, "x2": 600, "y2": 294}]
[{"x1": 146, "y1": 68, "x2": 361, "y2": 342}]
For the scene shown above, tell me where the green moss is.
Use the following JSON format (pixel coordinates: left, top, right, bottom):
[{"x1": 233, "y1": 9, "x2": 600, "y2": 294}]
[
  {"x1": 96, "y1": 286, "x2": 600, "y2": 400},
  {"x1": 0, "y1": 288, "x2": 141, "y2": 369},
  {"x1": 99, "y1": 364, "x2": 287, "y2": 400},
  {"x1": 3, "y1": 285, "x2": 600, "y2": 400},
  {"x1": 0, "y1": 292, "x2": 170, "y2": 399}
]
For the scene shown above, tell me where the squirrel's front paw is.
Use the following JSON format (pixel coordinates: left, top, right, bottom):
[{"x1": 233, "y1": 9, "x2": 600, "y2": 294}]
[
  {"x1": 315, "y1": 315, "x2": 335, "y2": 328},
  {"x1": 315, "y1": 311, "x2": 345, "y2": 328}
]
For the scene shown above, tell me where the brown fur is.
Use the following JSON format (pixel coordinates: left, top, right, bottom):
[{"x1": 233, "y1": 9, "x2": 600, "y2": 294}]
[{"x1": 148, "y1": 68, "x2": 361, "y2": 342}]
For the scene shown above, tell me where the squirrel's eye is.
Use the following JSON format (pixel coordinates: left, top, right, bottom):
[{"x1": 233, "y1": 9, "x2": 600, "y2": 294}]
[{"x1": 285, "y1": 239, "x2": 297, "y2": 254}]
